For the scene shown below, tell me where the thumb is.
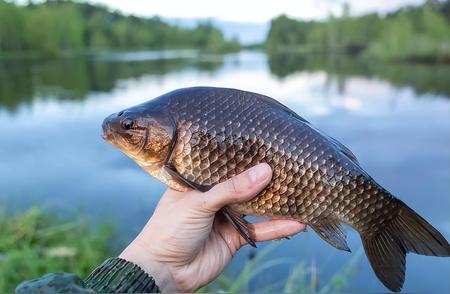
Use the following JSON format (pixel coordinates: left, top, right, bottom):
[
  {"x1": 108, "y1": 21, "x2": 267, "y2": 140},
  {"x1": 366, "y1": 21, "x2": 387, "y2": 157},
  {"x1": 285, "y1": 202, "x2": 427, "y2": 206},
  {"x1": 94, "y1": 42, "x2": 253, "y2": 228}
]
[{"x1": 195, "y1": 163, "x2": 272, "y2": 213}]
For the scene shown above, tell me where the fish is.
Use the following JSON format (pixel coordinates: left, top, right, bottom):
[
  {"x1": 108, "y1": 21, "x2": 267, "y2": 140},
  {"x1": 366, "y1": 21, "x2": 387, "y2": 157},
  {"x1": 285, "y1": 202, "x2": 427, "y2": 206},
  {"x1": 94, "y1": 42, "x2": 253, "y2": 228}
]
[{"x1": 102, "y1": 86, "x2": 450, "y2": 292}]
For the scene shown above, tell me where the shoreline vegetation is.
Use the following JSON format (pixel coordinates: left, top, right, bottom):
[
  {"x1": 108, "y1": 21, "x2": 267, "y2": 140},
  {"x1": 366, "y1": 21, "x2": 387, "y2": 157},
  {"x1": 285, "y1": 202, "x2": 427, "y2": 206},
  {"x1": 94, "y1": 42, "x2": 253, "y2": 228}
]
[
  {"x1": 0, "y1": 0, "x2": 240, "y2": 58},
  {"x1": 1, "y1": 1, "x2": 449, "y2": 63},
  {"x1": 0, "y1": 208, "x2": 363, "y2": 293},
  {"x1": 266, "y1": 1, "x2": 450, "y2": 63},
  {"x1": 0, "y1": 208, "x2": 114, "y2": 292}
]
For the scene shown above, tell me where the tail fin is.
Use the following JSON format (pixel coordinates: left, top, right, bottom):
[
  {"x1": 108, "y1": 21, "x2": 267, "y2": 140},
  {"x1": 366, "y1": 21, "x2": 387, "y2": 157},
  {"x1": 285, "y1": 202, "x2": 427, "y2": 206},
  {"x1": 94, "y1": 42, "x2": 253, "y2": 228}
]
[{"x1": 362, "y1": 201, "x2": 450, "y2": 292}]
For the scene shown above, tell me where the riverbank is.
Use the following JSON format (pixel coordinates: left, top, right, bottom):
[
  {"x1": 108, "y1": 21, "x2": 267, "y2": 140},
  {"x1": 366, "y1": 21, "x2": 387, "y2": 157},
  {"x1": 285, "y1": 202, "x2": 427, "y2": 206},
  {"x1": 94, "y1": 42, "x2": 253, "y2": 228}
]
[{"x1": 265, "y1": 47, "x2": 450, "y2": 65}]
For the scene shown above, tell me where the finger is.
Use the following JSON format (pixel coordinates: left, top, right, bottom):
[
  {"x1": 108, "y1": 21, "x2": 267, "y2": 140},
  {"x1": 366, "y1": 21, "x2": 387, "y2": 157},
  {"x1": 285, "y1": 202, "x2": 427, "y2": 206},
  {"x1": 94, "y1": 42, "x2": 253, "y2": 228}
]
[
  {"x1": 194, "y1": 163, "x2": 272, "y2": 213},
  {"x1": 239, "y1": 220, "x2": 306, "y2": 246}
]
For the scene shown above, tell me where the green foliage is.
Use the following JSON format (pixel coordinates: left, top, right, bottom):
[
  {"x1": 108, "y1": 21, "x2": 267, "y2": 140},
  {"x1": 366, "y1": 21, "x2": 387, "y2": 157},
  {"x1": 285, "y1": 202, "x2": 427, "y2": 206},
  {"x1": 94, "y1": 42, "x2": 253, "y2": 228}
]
[
  {"x1": 0, "y1": 208, "x2": 113, "y2": 293},
  {"x1": 23, "y1": 5, "x2": 84, "y2": 56},
  {"x1": 0, "y1": 0, "x2": 25, "y2": 51},
  {"x1": 267, "y1": 1, "x2": 450, "y2": 62},
  {"x1": 0, "y1": 0, "x2": 239, "y2": 56},
  {"x1": 192, "y1": 22, "x2": 230, "y2": 52}
]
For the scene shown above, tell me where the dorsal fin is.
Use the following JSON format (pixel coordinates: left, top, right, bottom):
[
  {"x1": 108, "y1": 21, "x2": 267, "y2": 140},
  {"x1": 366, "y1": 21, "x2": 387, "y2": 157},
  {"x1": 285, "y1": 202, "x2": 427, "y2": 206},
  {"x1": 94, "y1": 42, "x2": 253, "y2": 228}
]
[
  {"x1": 326, "y1": 135, "x2": 360, "y2": 164},
  {"x1": 257, "y1": 94, "x2": 310, "y2": 123}
]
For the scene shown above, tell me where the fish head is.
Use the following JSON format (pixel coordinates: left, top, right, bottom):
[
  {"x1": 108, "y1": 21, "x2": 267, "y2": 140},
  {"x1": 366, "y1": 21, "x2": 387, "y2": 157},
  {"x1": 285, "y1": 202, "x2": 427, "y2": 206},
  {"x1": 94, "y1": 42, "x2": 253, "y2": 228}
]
[{"x1": 102, "y1": 106, "x2": 175, "y2": 166}]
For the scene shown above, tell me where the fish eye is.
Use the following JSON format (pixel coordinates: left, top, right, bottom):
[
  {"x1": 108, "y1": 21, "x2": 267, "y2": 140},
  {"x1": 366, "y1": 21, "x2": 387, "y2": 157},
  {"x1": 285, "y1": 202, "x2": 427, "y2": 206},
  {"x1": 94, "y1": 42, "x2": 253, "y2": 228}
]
[{"x1": 121, "y1": 119, "x2": 134, "y2": 130}]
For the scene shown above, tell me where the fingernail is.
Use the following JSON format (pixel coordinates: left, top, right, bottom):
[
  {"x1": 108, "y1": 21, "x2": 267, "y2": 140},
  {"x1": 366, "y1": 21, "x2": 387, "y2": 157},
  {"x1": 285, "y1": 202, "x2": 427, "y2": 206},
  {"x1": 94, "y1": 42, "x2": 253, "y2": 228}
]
[{"x1": 248, "y1": 164, "x2": 271, "y2": 183}]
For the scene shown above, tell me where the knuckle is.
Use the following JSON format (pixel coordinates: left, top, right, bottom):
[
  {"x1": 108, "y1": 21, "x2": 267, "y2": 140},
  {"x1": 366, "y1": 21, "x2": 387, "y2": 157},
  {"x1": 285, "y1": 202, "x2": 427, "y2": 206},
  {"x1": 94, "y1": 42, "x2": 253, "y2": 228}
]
[{"x1": 198, "y1": 196, "x2": 216, "y2": 213}]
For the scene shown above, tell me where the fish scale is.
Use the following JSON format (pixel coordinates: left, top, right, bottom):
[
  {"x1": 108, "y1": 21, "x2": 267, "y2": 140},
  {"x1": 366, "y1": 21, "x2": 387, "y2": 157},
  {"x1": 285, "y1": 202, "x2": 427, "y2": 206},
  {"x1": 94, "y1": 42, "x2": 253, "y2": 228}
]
[
  {"x1": 102, "y1": 86, "x2": 450, "y2": 292},
  {"x1": 170, "y1": 88, "x2": 396, "y2": 229}
]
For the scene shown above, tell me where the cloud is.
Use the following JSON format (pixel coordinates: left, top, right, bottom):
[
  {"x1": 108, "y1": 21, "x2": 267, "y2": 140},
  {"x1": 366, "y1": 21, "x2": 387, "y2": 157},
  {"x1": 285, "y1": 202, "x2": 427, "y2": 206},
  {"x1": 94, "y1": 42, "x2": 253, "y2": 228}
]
[{"x1": 89, "y1": 0, "x2": 425, "y2": 23}]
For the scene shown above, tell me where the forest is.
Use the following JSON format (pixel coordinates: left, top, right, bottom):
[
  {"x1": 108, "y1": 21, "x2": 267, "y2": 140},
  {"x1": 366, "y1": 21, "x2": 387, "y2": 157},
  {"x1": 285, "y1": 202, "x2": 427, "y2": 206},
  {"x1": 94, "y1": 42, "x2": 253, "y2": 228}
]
[
  {"x1": 0, "y1": 0, "x2": 239, "y2": 56},
  {"x1": 266, "y1": 1, "x2": 450, "y2": 62},
  {"x1": 1, "y1": 1, "x2": 449, "y2": 60}
]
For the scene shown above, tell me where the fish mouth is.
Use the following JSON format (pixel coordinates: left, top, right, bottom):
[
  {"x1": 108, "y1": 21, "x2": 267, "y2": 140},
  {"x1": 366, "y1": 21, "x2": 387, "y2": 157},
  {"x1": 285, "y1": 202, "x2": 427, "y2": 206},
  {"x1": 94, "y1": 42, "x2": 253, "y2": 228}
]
[
  {"x1": 101, "y1": 114, "x2": 117, "y2": 144},
  {"x1": 101, "y1": 131, "x2": 108, "y2": 141},
  {"x1": 101, "y1": 121, "x2": 110, "y2": 141}
]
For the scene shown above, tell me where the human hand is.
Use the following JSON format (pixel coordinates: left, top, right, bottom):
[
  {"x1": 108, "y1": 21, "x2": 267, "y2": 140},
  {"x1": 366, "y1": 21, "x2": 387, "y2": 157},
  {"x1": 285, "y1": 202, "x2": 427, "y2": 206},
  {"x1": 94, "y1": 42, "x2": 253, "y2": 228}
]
[{"x1": 119, "y1": 163, "x2": 306, "y2": 292}]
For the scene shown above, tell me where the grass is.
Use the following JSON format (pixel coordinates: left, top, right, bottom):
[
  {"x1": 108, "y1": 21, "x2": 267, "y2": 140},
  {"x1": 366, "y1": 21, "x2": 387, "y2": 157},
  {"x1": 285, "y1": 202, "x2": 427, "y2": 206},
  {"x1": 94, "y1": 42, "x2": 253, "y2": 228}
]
[
  {"x1": 1, "y1": 208, "x2": 362, "y2": 293},
  {"x1": 198, "y1": 243, "x2": 291, "y2": 293},
  {"x1": 199, "y1": 242, "x2": 364, "y2": 293},
  {"x1": 0, "y1": 208, "x2": 114, "y2": 292}
]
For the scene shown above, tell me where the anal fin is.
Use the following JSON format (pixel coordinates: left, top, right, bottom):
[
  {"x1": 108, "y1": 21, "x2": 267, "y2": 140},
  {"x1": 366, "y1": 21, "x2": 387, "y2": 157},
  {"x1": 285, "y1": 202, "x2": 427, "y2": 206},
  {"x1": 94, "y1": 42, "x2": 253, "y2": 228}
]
[
  {"x1": 311, "y1": 222, "x2": 351, "y2": 252},
  {"x1": 222, "y1": 207, "x2": 257, "y2": 248}
]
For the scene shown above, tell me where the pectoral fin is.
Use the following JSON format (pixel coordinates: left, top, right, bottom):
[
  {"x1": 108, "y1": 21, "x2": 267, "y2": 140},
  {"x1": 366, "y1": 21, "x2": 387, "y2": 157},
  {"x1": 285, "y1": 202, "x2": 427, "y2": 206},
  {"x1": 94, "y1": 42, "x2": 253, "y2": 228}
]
[
  {"x1": 311, "y1": 222, "x2": 351, "y2": 252},
  {"x1": 163, "y1": 164, "x2": 212, "y2": 192},
  {"x1": 163, "y1": 164, "x2": 257, "y2": 247},
  {"x1": 222, "y1": 207, "x2": 256, "y2": 248}
]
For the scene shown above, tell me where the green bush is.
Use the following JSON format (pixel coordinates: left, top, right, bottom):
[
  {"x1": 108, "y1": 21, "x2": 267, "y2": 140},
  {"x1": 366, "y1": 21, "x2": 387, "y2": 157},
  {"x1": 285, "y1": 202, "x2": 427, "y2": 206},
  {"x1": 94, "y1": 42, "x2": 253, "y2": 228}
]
[{"x1": 0, "y1": 208, "x2": 113, "y2": 292}]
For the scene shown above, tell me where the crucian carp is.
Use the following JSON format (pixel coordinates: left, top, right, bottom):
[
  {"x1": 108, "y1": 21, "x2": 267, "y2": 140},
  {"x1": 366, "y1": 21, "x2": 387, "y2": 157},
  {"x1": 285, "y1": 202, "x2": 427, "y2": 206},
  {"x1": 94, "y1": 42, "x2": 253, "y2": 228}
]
[{"x1": 102, "y1": 87, "x2": 450, "y2": 292}]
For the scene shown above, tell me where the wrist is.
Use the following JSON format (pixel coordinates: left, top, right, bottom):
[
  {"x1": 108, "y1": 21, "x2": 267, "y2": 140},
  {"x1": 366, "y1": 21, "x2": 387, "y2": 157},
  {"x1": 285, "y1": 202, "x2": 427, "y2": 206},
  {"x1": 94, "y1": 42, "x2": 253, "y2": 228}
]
[{"x1": 119, "y1": 241, "x2": 178, "y2": 293}]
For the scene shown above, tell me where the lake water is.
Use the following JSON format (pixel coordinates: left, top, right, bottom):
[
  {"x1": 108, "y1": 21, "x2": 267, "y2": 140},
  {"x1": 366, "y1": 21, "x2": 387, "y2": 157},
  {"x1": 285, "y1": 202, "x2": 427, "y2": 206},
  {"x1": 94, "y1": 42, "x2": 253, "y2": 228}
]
[{"x1": 1, "y1": 51, "x2": 449, "y2": 292}]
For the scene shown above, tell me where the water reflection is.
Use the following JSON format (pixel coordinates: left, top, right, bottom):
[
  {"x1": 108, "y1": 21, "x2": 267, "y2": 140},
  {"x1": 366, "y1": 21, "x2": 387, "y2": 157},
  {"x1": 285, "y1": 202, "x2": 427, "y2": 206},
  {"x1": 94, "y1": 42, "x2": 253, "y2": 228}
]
[
  {"x1": 0, "y1": 52, "x2": 223, "y2": 111},
  {"x1": 0, "y1": 51, "x2": 449, "y2": 292},
  {"x1": 2, "y1": 51, "x2": 450, "y2": 113},
  {"x1": 268, "y1": 51, "x2": 450, "y2": 98}
]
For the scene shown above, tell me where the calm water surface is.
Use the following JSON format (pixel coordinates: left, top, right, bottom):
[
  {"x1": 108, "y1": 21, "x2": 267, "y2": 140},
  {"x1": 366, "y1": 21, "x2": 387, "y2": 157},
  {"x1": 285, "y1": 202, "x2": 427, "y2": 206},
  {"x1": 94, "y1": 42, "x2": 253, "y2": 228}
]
[{"x1": 0, "y1": 51, "x2": 449, "y2": 292}]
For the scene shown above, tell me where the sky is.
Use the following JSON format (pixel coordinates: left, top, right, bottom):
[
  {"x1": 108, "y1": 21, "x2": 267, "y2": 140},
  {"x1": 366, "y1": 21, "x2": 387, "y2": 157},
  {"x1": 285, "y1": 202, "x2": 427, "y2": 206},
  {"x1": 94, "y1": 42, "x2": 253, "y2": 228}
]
[{"x1": 89, "y1": 0, "x2": 426, "y2": 23}]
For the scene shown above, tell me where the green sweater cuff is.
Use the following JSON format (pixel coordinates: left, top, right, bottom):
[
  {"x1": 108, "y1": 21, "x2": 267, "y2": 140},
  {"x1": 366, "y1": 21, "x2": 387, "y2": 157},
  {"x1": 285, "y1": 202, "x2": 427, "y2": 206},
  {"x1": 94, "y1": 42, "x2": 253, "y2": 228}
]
[{"x1": 85, "y1": 258, "x2": 160, "y2": 293}]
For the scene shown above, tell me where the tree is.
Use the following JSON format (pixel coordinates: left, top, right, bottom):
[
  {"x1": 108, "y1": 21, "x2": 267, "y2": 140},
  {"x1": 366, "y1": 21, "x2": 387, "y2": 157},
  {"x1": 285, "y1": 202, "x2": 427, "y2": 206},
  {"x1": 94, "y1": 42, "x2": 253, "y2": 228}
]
[{"x1": 0, "y1": 0, "x2": 25, "y2": 52}]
